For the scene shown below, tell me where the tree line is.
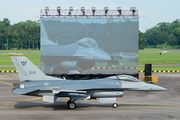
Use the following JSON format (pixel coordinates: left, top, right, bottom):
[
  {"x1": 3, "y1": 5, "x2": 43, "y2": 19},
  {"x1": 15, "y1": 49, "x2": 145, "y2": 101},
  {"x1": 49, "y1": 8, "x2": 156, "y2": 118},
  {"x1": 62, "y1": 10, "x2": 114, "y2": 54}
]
[
  {"x1": 0, "y1": 18, "x2": 40, "y2": 50},
  {"x1": 0, "y1": 18, "x2": 180, "y2": 50},
  {"x1": 139, "y1": 19, "x2": 180, "y2": 49}
]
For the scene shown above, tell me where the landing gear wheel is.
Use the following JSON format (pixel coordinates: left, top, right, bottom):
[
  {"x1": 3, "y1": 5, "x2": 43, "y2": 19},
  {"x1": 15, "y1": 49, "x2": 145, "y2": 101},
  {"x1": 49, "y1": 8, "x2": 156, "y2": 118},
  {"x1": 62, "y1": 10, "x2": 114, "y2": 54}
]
[
  {"x1": 68, "y1": 102, "x2": 76, "y2": 109},
  {"x1": 67, "y1": 100, "x2": 71, "y2": 106},
  {"x1": 112, "y1": 103, "x2": 118, "y2": 108}
]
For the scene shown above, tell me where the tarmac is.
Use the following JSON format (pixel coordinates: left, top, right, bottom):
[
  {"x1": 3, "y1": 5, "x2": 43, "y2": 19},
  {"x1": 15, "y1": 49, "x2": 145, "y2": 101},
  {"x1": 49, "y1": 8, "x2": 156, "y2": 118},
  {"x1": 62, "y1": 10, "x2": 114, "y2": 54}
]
[{"x1": 0, "y1": 73, "x2": 180, "y2": 120}]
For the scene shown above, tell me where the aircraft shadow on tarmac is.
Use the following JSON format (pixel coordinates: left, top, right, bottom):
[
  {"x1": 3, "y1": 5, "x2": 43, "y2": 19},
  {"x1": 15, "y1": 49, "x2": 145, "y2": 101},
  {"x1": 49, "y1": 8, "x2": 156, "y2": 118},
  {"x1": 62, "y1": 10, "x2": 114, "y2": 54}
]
[{"x1": 13, "y1": 101, "x2": 157, "y2": 110}]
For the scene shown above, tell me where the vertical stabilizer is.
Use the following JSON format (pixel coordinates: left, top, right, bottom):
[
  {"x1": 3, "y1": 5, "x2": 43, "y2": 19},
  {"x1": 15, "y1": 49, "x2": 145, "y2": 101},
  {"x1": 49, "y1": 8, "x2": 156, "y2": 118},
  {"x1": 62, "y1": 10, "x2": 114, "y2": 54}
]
[
  {"x1": 41, "y1": 22, "x2": 49, "y2": 40},
  {"x1": 41, "y1": 22, "x2": 57, "y2": 46},
  {"x1": 9, "y1": 53, "x2": 62, "y2": 81},
  {"x1": 9, "y1": 53, "x2": 45, "y2": 81}
]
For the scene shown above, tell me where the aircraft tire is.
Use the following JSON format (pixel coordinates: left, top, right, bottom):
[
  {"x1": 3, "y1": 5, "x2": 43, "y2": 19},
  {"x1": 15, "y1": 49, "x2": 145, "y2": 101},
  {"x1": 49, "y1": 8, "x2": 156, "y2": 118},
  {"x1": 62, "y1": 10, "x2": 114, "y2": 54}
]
[
  {"x1": 67, "y1": 100, "x2": 71, "y2": 106},
  {"x1": 112, "y1": 103, "x2": 118, "y2": 108},
  {"x1": 68, "y1": 102, "x2": 76, "y2": 109}
]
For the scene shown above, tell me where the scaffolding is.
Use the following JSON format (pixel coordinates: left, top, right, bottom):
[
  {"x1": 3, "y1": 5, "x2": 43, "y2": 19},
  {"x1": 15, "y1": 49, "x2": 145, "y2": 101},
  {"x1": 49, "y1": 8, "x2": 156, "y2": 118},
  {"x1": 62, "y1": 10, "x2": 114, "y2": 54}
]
[{"x1": 35, "y1": 9, "x2": 145, "y2": 18}]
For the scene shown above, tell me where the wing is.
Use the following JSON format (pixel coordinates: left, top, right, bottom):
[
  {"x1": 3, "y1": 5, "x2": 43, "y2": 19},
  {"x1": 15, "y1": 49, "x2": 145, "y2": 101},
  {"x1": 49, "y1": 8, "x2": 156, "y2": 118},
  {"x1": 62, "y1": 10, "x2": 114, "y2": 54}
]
[{"x1": 13, "y1": 88, "x2": 39, "y2": 95}]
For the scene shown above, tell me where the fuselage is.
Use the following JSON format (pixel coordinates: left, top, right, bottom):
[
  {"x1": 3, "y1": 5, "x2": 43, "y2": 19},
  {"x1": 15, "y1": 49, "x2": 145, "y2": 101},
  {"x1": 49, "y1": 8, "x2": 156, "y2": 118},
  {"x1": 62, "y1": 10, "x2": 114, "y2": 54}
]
[{"x1": 14, "y1": 78, "x2": 167, "y2": 98}]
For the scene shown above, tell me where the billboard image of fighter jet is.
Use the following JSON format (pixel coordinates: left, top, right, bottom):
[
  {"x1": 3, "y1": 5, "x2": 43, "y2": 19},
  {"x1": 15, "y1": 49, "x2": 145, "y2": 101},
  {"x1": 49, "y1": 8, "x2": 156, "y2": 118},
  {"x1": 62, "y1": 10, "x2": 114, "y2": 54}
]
[
  {"x1": 109, "y1": 53, "x2": 138, "y2": 66},
  {"x1": 118, "y1": 53, "x2": 138, "y2": 63},
  {"x1": 41, "y1": 18, "x2": 139, "y2": 74},
  {"x1": 41, "y1": 23, "x2": 111, "y2": 74}
]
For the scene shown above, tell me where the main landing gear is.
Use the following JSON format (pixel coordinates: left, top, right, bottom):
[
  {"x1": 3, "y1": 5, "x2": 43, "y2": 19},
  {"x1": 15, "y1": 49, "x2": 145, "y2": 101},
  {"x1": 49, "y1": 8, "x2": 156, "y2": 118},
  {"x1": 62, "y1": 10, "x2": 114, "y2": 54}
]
[
  {"x1": 67, "y1": 100, "x2": 76, "y2": 109},
  {"x1": 67, "y1": 100, "x2": 118, "y2": 109}
]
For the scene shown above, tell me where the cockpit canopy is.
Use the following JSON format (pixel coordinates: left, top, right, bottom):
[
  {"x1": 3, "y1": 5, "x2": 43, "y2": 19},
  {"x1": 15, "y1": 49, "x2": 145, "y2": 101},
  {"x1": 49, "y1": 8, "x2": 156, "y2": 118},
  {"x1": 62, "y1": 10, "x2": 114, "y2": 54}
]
[
  {"x1": 77, "y1": 38, "x2": 98, "y2": 48},
  {"x1": 108, "y1": 75, "x2": 140, "y2": 82}
]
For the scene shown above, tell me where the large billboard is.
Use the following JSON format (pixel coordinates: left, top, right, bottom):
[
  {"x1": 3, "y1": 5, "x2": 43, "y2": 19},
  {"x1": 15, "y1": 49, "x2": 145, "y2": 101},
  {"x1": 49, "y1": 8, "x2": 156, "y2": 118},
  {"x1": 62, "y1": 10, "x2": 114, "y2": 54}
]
[{"x1": 40, "y1": 18, "x2": 139, "y2": 74}]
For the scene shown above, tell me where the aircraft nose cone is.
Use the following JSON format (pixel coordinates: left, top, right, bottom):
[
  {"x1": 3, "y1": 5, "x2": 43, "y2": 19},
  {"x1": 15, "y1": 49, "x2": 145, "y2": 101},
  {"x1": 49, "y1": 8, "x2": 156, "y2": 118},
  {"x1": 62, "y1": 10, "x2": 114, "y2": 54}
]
[
  {"x1": 150, "y1": 84, "x2": 167, "y2": 91},
  {"x1": 93, "y1": 48, "x2": 111, "y2": 61}
]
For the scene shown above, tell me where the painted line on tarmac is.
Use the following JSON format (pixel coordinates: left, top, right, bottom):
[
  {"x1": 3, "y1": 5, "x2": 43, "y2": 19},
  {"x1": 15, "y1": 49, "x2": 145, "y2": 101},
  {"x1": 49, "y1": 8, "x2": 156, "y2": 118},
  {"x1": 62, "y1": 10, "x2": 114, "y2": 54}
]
[
  {"x1": 88, "y1": 106, "x2": 180, "y2": 109},
  {"x1": 85, "y1": 100, "x2": 180, "y2": 107},
  {"x1": 118, "y1": 106, "x2": 180, "y2": 109},
  {"x1": 0, "y1": 70, "x2": 180, "y2": 73},
  {"x1": 0, "y1": 107, "x2": 14, "y2": 109},
  {"x1": 0, "y1": 81, "x2": 42, "y2": 105},
  {"x1": 0, "y1": 81, "x2": 12, "y2": 86},
  {"x1": 85, "y1": 100, "x2": 99, "y2": 102},
  {"x1": 0, "y1": 97, "x2": 42, "y2": 105},
  {"x1": 117, "y1": 102, "x2": 180, "y2": 107},
  {"x1": 116, "y1": 106, "x2": 180, "y2": 109}
]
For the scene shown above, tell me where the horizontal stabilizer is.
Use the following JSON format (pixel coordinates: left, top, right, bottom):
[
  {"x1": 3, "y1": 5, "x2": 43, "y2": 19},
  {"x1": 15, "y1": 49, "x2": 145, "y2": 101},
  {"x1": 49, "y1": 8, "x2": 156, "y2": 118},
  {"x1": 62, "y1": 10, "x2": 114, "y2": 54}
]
[{"x1": 13, "y1": 88, "x2": 38, "y2": 95}]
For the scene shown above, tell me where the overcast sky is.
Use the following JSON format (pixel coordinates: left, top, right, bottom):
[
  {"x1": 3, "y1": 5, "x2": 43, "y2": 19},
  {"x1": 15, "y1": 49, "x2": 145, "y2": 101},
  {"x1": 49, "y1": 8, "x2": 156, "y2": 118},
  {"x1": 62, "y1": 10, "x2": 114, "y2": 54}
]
[{"x1": 0, "y1": 0, "x2": 179, "y2": 32}]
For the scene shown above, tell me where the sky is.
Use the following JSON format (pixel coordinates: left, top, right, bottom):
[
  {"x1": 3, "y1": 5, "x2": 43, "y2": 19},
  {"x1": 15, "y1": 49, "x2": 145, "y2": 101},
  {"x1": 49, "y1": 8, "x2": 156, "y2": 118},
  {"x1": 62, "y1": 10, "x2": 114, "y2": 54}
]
[{"x1": 0, "y1": 0, "x2": 179, "y2": 32}]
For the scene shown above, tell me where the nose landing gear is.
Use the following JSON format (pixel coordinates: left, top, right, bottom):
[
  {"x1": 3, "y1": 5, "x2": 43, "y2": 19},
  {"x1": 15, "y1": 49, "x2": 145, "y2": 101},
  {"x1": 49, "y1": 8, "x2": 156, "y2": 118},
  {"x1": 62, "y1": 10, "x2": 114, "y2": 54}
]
[
  {"x1": 112, "y1": 103, "x2": 118, "y2": 108},
  {"x1": 67, "y1": 100, "x2": 76, "y2": 109}
]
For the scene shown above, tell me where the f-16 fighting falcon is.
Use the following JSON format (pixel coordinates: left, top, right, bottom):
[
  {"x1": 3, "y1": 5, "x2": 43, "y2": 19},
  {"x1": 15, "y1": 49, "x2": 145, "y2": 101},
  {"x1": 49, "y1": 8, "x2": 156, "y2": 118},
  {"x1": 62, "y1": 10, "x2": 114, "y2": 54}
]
[
  {"x1": 10, "y1": 53, "x2": 167, "y2": 109},
  {"x1": 41, "y1": 22, "x2": 111, "y2": 74},
  {"x1": 119, "y1": 53, "x2": 138, "y2": 63}
]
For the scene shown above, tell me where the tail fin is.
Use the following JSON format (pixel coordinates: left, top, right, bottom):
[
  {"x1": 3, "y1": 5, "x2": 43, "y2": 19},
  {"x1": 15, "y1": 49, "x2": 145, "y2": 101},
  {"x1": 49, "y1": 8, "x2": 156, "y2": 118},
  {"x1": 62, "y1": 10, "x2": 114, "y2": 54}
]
[
  {"x1": 9, "y1": 53, "x2": 45, "y2": 80},
  {"x1": 41, "y1": 22, "x2": 57, "y2": 46},
  {"x1": 9, "y1": 53, "x2": 61, "y2": 81}
]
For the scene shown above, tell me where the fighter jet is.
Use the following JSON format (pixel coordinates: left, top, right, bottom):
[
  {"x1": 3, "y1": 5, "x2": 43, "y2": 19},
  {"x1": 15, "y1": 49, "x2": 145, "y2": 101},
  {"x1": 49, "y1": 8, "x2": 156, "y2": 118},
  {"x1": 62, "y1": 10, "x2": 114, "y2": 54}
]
[
  {"x1": 41, "y1": 23, "x2": 111, "y2": 74},
  {"x1": 10, "y1": 53, "x2": 167, "y2": 109},
  {"x1": 118, "y1": 53, "x2": 138, "y2": 63},
  {"x1": 108, "y1": 53, "x2": 138, "y2": 66}
]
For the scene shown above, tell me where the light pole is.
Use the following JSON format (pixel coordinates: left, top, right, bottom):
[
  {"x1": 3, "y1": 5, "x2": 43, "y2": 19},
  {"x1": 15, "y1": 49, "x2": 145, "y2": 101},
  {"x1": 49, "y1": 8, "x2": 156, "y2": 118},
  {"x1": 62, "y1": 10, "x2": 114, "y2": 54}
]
[{"x1": 6, "y1": 28, "x2": 9, "y2": 50}]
